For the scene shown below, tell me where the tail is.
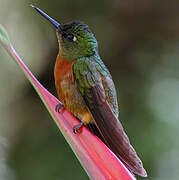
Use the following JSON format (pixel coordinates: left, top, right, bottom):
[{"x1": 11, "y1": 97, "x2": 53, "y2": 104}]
[{"x1": 89, "y1": 98, "x2": 147, "y2": 177}]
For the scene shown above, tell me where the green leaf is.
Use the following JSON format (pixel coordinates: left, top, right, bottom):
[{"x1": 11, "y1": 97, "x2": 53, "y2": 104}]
[{"x1": 0, "y1": 24, "x2": 10, "y2": 46}]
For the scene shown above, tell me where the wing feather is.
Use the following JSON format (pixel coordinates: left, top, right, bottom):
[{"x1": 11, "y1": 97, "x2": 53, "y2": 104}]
[{"x1": 73, "y1": 58, "x2": 147, "y2": 177}]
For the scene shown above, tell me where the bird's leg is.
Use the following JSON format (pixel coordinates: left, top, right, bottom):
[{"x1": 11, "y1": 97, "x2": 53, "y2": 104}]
[
  {"x1": 55, "y1": 103, "x2": 64, "y2": 113},
  {"x1": 73, "y1": 122, "x2": 84, "y2": 134}
]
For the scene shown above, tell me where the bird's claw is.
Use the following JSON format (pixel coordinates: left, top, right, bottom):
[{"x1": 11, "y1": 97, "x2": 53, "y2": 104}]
[
  {"x1": 73, "y1": 122, "x2": 83, "y2": 134},
  {"x1": 55, "y1": 103, "x2": 64, "y2": 113}
]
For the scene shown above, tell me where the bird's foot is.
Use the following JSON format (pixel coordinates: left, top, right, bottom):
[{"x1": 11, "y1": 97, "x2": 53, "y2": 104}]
[
  {"x1": 55, "y1": 103, "x2": 64, "y2": 113},
  {"x1": 73, "y1": 122, "x2": 83, "y2": 134}
]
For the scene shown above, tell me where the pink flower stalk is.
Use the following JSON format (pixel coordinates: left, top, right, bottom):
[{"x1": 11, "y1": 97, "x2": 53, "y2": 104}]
[{"x1": 0, "y1": 25, "x2": 136, "y2": 180}]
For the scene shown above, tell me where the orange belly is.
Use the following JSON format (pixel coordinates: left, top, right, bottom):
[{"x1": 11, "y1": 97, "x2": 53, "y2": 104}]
[{"x1": 54, "y1": 54, "x2": 94, "y2": 124}]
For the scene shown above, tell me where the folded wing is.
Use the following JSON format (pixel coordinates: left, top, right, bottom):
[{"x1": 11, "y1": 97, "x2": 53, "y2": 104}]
[{"x1": 73, "y1": 58, "x2": 147, "y2": 177}]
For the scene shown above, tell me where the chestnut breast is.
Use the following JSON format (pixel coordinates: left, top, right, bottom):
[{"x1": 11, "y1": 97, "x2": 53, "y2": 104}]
[{"x1": 54, "y1": 55, "x2": 94, "y2": 124}]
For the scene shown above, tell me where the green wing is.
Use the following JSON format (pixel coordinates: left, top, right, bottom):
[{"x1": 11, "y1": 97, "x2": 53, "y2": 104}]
[
  {"x1": 73, "y1": 57, "x2": 119, "y2": 117},
  {"x1": 73, "y1": 57, "x2": 147, "y2": 177}
]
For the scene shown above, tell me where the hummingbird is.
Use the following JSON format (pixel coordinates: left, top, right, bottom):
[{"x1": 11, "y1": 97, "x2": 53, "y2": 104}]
[{"x1": 31, "y1": 5, "x2": 147, "y2": 177}]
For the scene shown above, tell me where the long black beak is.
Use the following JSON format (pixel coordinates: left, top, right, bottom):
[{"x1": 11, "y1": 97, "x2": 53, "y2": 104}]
[{"x1": 31, "y1": 5, "x2": 61, "y2": 29}]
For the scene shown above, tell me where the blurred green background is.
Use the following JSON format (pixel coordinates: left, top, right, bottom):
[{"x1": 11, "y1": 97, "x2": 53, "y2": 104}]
[{"x1": 1, "y1": 0, "x2": 179, "y2": 179}]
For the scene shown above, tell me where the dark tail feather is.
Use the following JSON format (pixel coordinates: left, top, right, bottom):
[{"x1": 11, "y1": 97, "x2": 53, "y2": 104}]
[{"x1": 90, "y1": 102, "x2": 147, "y2": 177}]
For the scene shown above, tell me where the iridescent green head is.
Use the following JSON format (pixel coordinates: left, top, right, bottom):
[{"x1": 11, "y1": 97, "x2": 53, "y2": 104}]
[{"x1": 31, "y1": 5, "x2": 98, "y2": 60}]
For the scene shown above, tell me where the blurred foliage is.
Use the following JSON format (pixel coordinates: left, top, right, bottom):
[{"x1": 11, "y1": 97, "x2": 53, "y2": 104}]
[{"x1": 1, "y1": 0, "x2": 179, "y2": 179}]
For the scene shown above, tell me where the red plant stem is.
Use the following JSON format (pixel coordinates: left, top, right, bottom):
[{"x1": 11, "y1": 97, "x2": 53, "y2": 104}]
[{"x1": 4, "y1": 43, "x2": 136, "y2": 180}]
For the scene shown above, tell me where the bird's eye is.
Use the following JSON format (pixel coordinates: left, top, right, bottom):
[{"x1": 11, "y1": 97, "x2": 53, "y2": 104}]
[{"x1": 66, "y1": 34, "x2": 77, "y2": 42}]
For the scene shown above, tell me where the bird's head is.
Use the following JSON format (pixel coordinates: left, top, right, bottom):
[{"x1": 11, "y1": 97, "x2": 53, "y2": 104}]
[{"x1": 31, "y1": 5, "x2": 98, "y2": 61}]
